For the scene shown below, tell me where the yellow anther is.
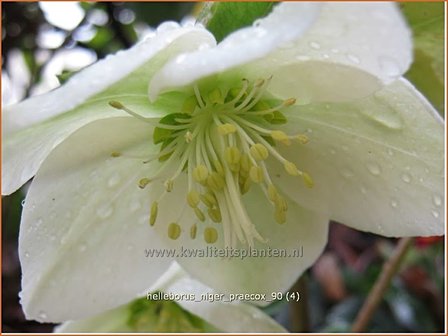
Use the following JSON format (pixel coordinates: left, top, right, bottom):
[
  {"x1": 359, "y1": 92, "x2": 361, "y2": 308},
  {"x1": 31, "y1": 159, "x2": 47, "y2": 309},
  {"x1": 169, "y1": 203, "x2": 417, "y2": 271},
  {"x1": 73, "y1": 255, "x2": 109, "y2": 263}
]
[
  {"x1": 194, "y1": 207, "x2": 206, "y2": 222},
  {"x1": 206, "y1": 172, "x2": 225, "y2": 191},
  {"x1": 149, "y1": 202, "x2": 158, "y2": 226},
  {"x1": 249, "y1": 166, "x2": 264, "y2": 183},
  {"x1": 268, "y1": 184, "x2": 279, "y2": 202},
  {"x1": 208, "y1": 208, "x2": 222, "y2": 223},
  {"x1": 275, "y1": 196, "x2": 288, "y2": 212},
  {"x1": 240, "y1": 177, "x2": 251, "y2": 195},
  {"x1": 271, "y1": 130, "x2": 291, "y2": 145},
  {"x1": 182, "y1": 96, "x2": 197, "y2": 114},
  {"x1": 213, "y1": 160, "x2": 225, "y2": 176},
  {"x1": 208, "y1": 88, "x2": 223, "y2": 104},
  {"x1": 187, "y1": 190, "x2": 200, "y2": 208},
  {"x1": 250, "y1": 143, "x2": 269, "y2": 161},
  {"x1": 283, "y1": 98, "x2": 296, "y2": 106},
  {"x1": 164, "y1": 179, "x2": 174, "y2": 192},
  {"x1": 108, "y1": 100, "x2": 124, "y2": 110},
  {"x1": 190, "y1": 224, "x2": 197, "y2": 239},
  {"x1": 138, "y1": 178, "x2": 151, "y2": 189},
  {"x1": 295, "y1": 134, "x2": 309, "y2": 144},
  {"x1": 111, "y1": 151, "x2": 121, "y2": 157},
  {"x1": 193, "y1": 165, "x2": 209, "y2": 183},
  {"x1": 167, "y1": 222, "x2": 181, "y2": 240},
  {"x1": 275, "y1": 209, "x2": 286, "y2": 224},
  {"x1": 284, "y1": 161, "x2": 300, "y2": 176},
  {"x1": 184, "y1": 131, "x2": 193, "y2": 143},
  {"x1": 302, "y1": 172, "x2": 314, "y2": 188},
  {"x1": 218, "y1": 123, "x2": 237, "y2": 136},
  {"x1": 201, "y1": 192, "x2": 217, "y2": 208},
  {"x1": 225, "y1": 146, "x2": 241, "y2": 166},
  {"x1": 240, "y1": 154, "x2": 251, "y2": 173},
  {"x1": 204, "y1": 227, "x2": 218, "y2": 244}
]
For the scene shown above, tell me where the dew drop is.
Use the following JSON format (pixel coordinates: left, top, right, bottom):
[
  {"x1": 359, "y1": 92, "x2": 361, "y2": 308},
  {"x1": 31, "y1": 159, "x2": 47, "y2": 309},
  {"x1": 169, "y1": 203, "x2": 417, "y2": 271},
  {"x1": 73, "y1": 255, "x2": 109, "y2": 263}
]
[
  {"x1": 342, "y1": 145, "x2": 349, "y2": 152},
  {"x1": 433, "y1": 194, "x2": 442, "y2": 207},
  {"x1": 307, "y1": 128, "x2": 313, "y2": 133},
  {"x1": 401, "y1": 173, "x2": 411, "y2": 183},
  {"x1": 378, "y1": 55, "x2": 401, "y2": 77},
  {"x1": 309, "y1": 41, "x2": 321, "y2": 49},
  {"x1": 360, "y1": 186, "x2": 367, "y2": 194},
  {"x1": 331, "y1": 48, "x2": 339, "y2": 53},
  {"x1": 366, "y1": 162, "x2": 381, "y2": 176},
  {"x1": 21, "y1": 199, "x2": 26, "y2": 207},
  {"x1": 108, "y1": 173, "x2": 121, "y2": 188},
  {"x1": 35, "y1": 218, "x2": 43, "y2": 227},
  {"x1": 387, "y1": 149, "x2": 394, "y2": 156},
  {"x1": 347, "y1": 53, "x2": 360, "y2": 64},
  {"x1": 127, "y1": 244, "x2": 134, "y2": 251},
  {"x1": 79, "y1": 244, "x2": 87, "y2": 252},
  {"x1": 96, "y1": 204, "x2": 113, "y2": 219},
  {"x1": 156, "y1": 21, "x2": 179, "y2": 33},
  {"x1": 390, "y1": 199, "x2": 398, "y2": 208},
  {"x1": 38, "y1": 311, "x2": 48, "y2": 320},
  {"x1": 432, "y1": 210, "x2": 440, "y2": 219},
  {"x1": 50, "y1": 235, "x2": 56, "y2": 241},
  {"x1": 340, "y1": 168, "x2": 354, "y2": 179},
  {"x1": 330, "y1": 149, "x2": 336, "y2": 155},
  {"x1": 359, "y1": 95, "x2": 404, "y2": 130},
  {"x1": 24, "y1": 251, "x2": 30, "y2": 258},
  {"x1": 130, "y1": 200, "x2": 142, "y2": 212}
]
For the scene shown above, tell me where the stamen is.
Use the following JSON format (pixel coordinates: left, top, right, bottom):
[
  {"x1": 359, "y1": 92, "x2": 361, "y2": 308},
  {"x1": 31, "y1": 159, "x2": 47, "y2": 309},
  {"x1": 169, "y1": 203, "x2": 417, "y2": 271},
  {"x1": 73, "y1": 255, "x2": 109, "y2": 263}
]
[
  {"x1": 204, "y1": 227, "x2": 218, "y2": 244},
  {"x1": 208, "y1": 208, "x2": 222, "y2": 223},
  {"x1": 194, "y1": 207, "x2": 206, "y2": 222},
  {"x1": 109, "y1": 101, "x2": 155, "y2": 123},
  {"x1": 138, "y1": 178, "x2": 151, "y2": 189},
  {"x1": 164, "y1": 179, "x2": 174, "y2": 192},
  {"x1": 149, "y1": 202, "x2": 158, "y2": 226},
  {"x1": 168, "y1": 222, "x2": 181, "y2": 240},
  {"x1": 302, "y1": 172, "x2": 314, "y2": 188},
  {"x1": 295, "y1": 134, "x2": 309, "y2": 144},
  {"x1": 249, "y1": 143, "x2": 269, "y2": 161},
  {"x1": 284, "y1": 161, "x2": 300, "y2": 176},
  {"x1": 187, "y1": 190, "x2": 200, "y2": 208},
  {"x1": 192, "y1": 165, "x2": 209, "y2": 183},
  {"x1": 111, "y1": 151, "x2": 121, "y2": 157},
  {"x1": 249, "y1": 166, "x2": 264, "y2": 183},
  {"x1": 271, "y1": 130, "x2": 291, "y2": 146},
  {"x1": 190, "y1": 224, "x2": 197, "y2": 239},
  {"x1": 218, "y1": 123, "x2": 237, "y2": 135}
]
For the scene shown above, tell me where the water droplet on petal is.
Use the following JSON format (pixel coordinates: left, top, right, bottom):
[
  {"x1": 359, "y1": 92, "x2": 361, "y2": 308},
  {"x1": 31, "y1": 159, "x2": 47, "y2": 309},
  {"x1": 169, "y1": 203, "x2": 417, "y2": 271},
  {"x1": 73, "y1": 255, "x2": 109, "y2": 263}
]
[
  {"x1": 38, "y1": 311, "x2": 48, "y2": 320},
  {"x1": 340, "y1": 168, "x2": 354, "y2": 179},
  {"x1": 360, "y1": 95, "x2": 404, "y2": 130},
  {"x1": 387, "y1": 149, "x2": 394, "y2": 156},
  {"x1": 432, "y1": 210, "x2": 440, "y2": 218},
  {"x1": 366, "y1": 162, "x2": 381, "y2": 176},
  {"x1": 79, "y1": 244, "x2": 87, "y2": 252},
  {"x1": 309, "y1": 41, "x2": 321, "y2": 49},
  {"x1": 97, "y1": 204, "x2": 113, "y2": 219},
  {"x1": 21, "y1": 199, "x2": 26, "y2": 207},
  {"x1": 360, "y1": 186, "x2": 367, "y2": 194},
  {"x1": 108, "y1": 173, "x2": 121, "y2": 188},
  {"x1": 378, "y1": 55, "x2": 401, "y2": 77},
  {"x1": 24, "y1": 251, "x2": 30, "y2": 258},
  {"x1": 401, "y1": 173, "x2": 411, "y2": 183},
  {"x1": 127, "y1": 244, "x2": 134, "y2": 251},
  {"x1": 347, "y1": 53, "x2": 360, "y2": 64},
  {"x1": 331, "y1": 48, "x2": 339, "y2": 53},
  {"x1": 156, "y1": 21, "x2": 179, "y2": 33},
  {"x1": 130, "y1": 200, "x2": 142, "y2": 212},
  {"x1": 390, "y1": 199, "x2": 398, "y2": 208},
  {"x1": 433, "y1": 194, "x2": 442, "y2": 207}
]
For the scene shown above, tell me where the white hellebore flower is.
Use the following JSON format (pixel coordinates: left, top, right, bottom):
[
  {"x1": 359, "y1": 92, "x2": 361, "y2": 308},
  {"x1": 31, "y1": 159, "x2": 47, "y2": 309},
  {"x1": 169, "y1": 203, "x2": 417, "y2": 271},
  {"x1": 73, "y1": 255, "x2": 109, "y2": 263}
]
[
  {"x1": 2, "y1": 2, "x2": 444, "y2": 323},
  {"x1": 56, "y1": 264, "x2": 286, "y2": 333}
]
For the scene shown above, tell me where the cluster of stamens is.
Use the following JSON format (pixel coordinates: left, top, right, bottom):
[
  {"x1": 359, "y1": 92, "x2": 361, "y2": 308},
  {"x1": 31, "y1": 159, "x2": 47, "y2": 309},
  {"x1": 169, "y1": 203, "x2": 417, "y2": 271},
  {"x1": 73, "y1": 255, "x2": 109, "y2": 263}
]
[{"x1": 109, "y1": 77, "x2": 313, "y2": 248}]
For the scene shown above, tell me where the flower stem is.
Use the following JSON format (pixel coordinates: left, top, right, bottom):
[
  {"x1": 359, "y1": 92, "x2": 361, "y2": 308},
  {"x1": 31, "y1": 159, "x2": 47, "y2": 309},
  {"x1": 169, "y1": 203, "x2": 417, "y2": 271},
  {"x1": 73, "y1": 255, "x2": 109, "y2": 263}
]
[{"x1": 351, "y1": 237, "x2": 413, "y2": 332}]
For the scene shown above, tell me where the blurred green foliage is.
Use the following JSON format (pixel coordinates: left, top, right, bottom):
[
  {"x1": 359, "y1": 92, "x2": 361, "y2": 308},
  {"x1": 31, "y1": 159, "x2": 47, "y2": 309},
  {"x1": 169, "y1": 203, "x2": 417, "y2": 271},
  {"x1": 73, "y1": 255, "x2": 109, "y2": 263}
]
[{"x1": 401, "y1": 2, "x2": 444, "y2": 114}]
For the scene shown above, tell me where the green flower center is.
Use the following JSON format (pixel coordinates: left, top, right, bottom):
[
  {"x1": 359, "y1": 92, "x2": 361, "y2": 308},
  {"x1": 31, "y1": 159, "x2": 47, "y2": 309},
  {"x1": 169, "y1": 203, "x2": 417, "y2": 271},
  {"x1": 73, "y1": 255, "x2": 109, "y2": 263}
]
[{"x1": 109, "y1": 77, "x2": 312, "y2": 248}]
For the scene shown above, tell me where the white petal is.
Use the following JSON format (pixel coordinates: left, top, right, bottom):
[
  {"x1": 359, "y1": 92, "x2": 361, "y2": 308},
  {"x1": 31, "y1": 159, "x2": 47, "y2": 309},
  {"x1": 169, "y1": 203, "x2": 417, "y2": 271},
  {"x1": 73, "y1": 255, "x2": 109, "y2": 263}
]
[
  {"x1": 19, "y1": 117, "x2": 172, "y2": 322},
  {"x1": 160, "y1": 268, "x2": 287, "y2": 333},
  {"x1": 4, "y1": 25, "x2": 214, "y2": 133},
  {"x1": 150, "y1": 3, "x2": 411, "y2": 101},
  {"x1": 274, "y1": 78, "x2": 444, "y2": 237},
  {"x1": 149, "y1": 2, "x2": 320, "y2": 99},
  {"x1": 250, "y1": 1, "x2": 412, "y2": 98},
  {"x1": 2, "y1": 26, "x2": 214, "y2": 195},
  {"x1": 148, "y1": 177, "x2": 328, "y2": 300}
]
